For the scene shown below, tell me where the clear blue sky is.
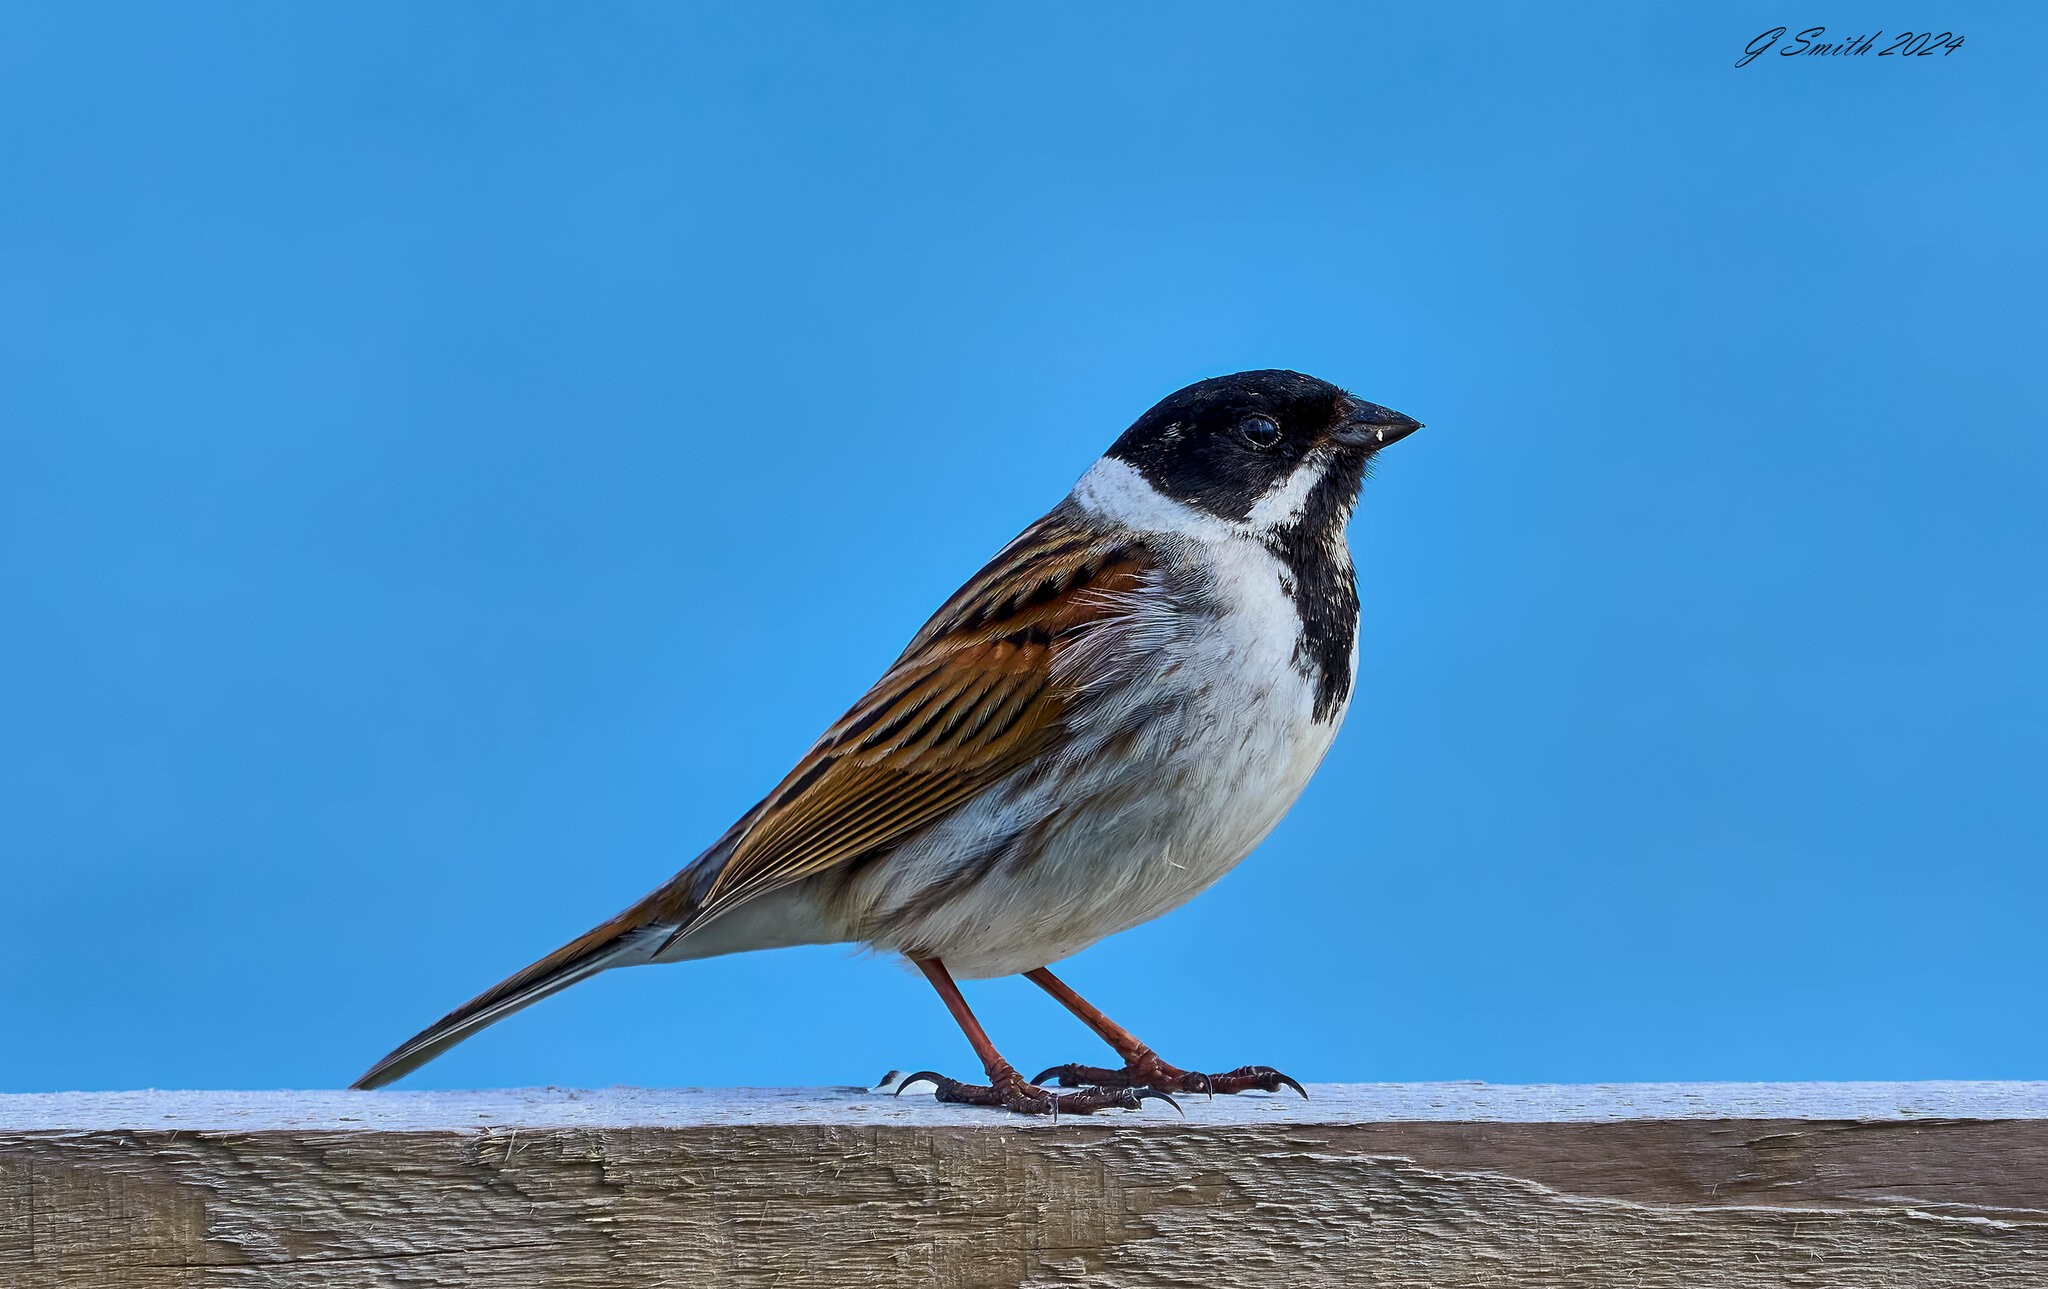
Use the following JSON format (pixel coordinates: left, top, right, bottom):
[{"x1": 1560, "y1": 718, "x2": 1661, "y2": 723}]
[{"x1": 3, "y1": 4, "x2": 2043, "y2": 1093}]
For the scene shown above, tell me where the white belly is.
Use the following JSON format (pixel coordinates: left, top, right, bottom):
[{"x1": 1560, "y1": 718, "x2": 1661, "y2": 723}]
[{"x1": 850, "y1": 535, "x2": 1350, "y2": 978}]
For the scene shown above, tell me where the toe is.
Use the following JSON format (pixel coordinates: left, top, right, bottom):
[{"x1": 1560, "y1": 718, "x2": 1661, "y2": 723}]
[
  {"x1": 1209, "y1": 1064, "x2": 1308, "y2": 1097},
  {"x1": 1033, "y1": 1062, "x2": 1135, "y2": 1089}
]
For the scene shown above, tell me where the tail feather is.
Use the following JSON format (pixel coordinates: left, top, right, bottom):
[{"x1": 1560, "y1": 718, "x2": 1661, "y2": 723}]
[
  {"x1": 353, "y1": 815, "x2": 760, "y2": 1090},
  {"x1": 350, "y1": 911, "x2": 672, "y2": 1090}
]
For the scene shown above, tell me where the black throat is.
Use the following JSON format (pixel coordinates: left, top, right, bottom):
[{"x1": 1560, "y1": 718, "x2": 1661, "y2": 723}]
[
  {"x1": 1262, "y1": 450, "x2": 1366, "y2": 724},
  {"x1": 1098, "y1": 369, "x2": 1397, "y2": 725}
]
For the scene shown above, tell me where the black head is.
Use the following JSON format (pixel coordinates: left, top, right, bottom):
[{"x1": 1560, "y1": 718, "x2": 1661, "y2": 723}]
[{"x1": 1106, "y1": 369, "x2": 1421, "y2": 525}]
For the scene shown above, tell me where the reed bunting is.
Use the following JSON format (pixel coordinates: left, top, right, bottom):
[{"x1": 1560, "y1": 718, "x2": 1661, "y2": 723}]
[{"x1": 355, "y1": 370, "x2": 1422, "y2": 1114}]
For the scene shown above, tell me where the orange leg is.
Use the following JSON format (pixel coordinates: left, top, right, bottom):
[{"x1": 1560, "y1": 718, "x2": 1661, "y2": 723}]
[
  {"x1": 895, "y1": 958, "x2": 1174, "y2": 1116},
  {"x1": 1025, "y1": 966, "x2": 1306, "y2": 1098}
]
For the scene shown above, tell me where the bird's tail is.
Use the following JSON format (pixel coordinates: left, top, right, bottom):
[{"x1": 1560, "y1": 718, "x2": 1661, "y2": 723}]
[
  {"x1": 352, "y1": 815, "x2": 760, "y2": 1090},
  {"x1": 350, "y1": 906, "x2": 674, "y2": 1090}
]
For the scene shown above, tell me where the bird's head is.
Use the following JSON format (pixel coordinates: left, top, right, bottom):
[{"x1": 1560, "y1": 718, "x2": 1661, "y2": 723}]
[{"x1": 1103, "y1": 369, "x2": 1421, "y2": 533}]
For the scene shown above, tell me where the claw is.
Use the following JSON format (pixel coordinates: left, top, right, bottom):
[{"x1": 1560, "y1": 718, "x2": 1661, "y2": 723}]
[
  {"x1": 886, "y1": 1065, "x2": 1161, "y2": 1116},
  {"x1": 1209, "y1": 1064, "x2": 1309, "y2": 1098},
  {"x1": 893, "y1": 1070, "x2": 946, "y2": 1097},
  {"x1": 1135, "y1": 1088, "x2": 1183, "y2": 1116},
  {"x1": 907, "y1": 1055, "x2": 1292, "y2": 1111},
  {"x1": 1032, "y1": 1056, "x2": 1302, "y2": 1100},
  {"x1": 1245, "y1": 1066, "x2": 1307, "y2": 1098},
  {"x1": 1031, "y1": 1062, "x2": 1127, "y2": 1089}
]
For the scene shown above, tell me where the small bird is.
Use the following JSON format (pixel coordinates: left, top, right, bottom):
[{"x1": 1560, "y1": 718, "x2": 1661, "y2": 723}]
[{"x1": 354, "y1": 370, "x2": 1421, "y2": 1113}]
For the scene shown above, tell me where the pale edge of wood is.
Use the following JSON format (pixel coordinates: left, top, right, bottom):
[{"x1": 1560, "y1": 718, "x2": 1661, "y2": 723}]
[
  {"x1": 4, "y1": 1080, "x2": 2046, "y2": 1132},
  {"x1": 5, "y1": 1084, "x2": 2047, "y2": 1287}
]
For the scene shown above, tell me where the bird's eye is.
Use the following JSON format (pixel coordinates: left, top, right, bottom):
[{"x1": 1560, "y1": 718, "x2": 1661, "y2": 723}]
[{"x1": 1238, "y1": 416, "x2": 1281, "y2": 449}]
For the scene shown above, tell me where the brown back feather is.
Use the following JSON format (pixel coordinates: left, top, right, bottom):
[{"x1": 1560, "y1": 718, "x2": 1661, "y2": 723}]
[
  {"x1": 352, "y1": 510, "x2": 1151, "y2": 1088},
  {"x1": 699, "y1": 512, "x2": 1151, "y2": 912}
]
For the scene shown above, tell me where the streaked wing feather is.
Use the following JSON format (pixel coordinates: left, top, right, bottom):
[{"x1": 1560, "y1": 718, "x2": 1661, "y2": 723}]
[{"x1": 697, "y1": 512, "x2": 1150, "y2": 914}]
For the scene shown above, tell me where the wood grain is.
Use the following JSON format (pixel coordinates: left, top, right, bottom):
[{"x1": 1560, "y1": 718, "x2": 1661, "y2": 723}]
[{"x1": 5, "y1": 1083, "x2": 2046, "y2": 1287}]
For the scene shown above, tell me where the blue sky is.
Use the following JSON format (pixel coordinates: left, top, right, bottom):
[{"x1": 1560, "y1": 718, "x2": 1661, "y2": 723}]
[{"x1": 3, "y1": 4, "x2": 2043, "y2": 1093}]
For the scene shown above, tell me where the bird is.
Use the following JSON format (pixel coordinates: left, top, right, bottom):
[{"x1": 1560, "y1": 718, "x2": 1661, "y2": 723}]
[{"x1": 352, "y1": 369, "x2": 1422, "y2": 1114}]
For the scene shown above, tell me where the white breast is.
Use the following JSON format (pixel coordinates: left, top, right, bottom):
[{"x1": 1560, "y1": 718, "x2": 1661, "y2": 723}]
[{"x1": 850, "y1": 457, "x2": 1352, "y2": 979}]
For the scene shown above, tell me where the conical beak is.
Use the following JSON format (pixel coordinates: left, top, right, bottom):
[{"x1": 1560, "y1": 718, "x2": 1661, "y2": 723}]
[{"x1": 1332, "y1": 398, "x2": 1423, "y2": 448}]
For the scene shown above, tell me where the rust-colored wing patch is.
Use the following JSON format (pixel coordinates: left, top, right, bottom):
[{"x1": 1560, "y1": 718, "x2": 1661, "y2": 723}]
[{"x1": 696, "y1": 510, "x2": 1151, "y2": 915}]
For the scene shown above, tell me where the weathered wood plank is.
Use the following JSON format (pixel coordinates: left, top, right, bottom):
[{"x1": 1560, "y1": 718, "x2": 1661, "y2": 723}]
[{"x1": 4, "y1": 1083, "x2": 2046, "y2": 1287}]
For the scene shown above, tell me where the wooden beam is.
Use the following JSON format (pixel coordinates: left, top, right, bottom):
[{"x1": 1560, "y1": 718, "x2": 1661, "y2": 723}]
[{"x1": 5, "y1": 1083, "x2": 2046, "y2": 1286}]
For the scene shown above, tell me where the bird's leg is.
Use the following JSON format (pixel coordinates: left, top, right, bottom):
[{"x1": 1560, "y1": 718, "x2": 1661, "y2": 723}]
[
  {"x1": 1025, "y1": 966, "x2": 1306, "y2": 1098},
  {"x1": 894, "y1": 958, "x2": 1173, "y2": 1116}
]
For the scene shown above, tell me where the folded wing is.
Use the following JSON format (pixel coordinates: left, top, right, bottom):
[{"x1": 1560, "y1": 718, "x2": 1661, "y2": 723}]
[{"x1": 351, "y1": 508, "x2": 1155, "y2": 1088}]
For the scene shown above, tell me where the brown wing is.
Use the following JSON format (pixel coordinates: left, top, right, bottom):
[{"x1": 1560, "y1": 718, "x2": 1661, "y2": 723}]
[
  {"x1": 349, "y1": 508, "x2": 1150, "y2": 1090},
  {"x1": 693, "y1": 508, "x2": 1151, "y2": 916}
]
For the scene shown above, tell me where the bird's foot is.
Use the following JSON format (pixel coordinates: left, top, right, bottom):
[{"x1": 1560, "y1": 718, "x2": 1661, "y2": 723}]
[
  {"x1": 894, "y1": 1064, "x2": 1177, "y2": 1116},
  {"x1": 1033, "y1": 1055, "x2": 1306, "y2": 1099}
]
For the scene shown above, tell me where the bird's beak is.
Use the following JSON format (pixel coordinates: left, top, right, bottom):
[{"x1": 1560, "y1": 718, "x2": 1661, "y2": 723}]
[{"x1": 1332, "y1": 398, "x2": 1423, "y2": 449}]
